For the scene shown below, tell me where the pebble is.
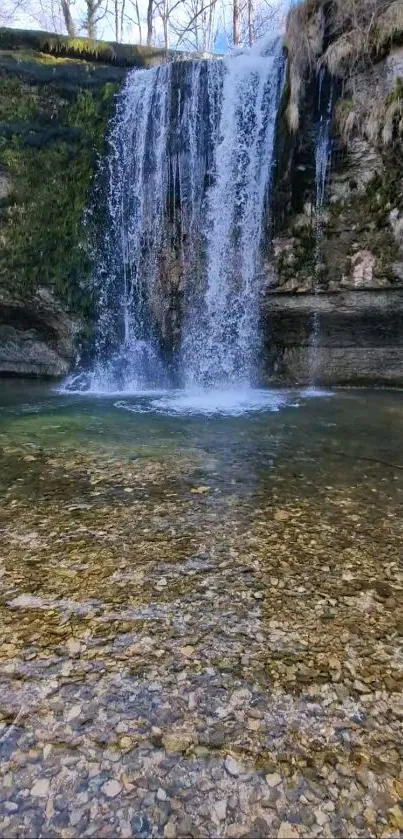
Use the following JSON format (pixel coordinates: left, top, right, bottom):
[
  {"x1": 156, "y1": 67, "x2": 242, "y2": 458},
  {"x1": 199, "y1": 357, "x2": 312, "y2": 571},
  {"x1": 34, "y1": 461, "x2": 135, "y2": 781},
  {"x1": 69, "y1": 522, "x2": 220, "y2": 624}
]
[
  {"x1": 101, "y1": 780, "x2": 122, "y2": 799},
  {"x1": 66, "y1": 704, "x2": 81, "y2": 722},
  {"x1": 225, "y1": 756, "x2": 242, "y2": 777},
  {"x1": 266, "y1": 773, "x2": 282, "y2": 788},
  {"x1": 31, "y1": 779, "x2": 50, "y2": 798},
  {"x1": 247, "y1": 717, "x2": 260, "y2": 731},
  {"x1": 157, "y1": 788, "x2": 167, "y2": 802},
  {"x1": 213, "y1": 799, "x2": 227, "y2": 822},
  {"x1": 66, "y1": 638, "x2": 81, "y2": 656},
  {"x1": 188, "y1": 692, "x2": 197, "y2": 710},
  {"x1": 315, "y1": 807, "x2": 329, "y2": 826},
  {"x1": 277, "y1": 822, "x2": 299, "y2": 838},
  {"x1": 164, "y1": 824, "x2": 176, "y2": 839},
  {"x1": 162, "y1": 732, "x2": 193, "y2": 753}
]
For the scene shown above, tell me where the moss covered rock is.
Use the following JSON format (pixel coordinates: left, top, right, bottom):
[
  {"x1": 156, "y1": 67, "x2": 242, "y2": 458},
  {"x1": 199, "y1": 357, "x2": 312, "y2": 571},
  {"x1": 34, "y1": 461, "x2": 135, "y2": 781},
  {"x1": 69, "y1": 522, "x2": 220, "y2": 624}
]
[{"x1": 0, "y1": 27, "x2": 171, "y2": 377}]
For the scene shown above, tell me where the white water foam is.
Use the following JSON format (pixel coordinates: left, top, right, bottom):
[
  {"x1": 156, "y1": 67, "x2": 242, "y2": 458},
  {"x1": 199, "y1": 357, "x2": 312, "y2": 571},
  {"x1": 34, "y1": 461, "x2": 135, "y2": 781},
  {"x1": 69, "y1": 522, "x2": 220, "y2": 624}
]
[{"x1": 114, "y1": 387, "x2": 301, "y2": 417}]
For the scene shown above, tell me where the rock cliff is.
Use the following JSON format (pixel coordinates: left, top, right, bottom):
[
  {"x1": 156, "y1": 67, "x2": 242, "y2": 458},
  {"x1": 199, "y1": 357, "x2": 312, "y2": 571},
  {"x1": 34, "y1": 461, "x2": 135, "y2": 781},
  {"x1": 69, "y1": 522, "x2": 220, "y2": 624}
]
[
  {"x1": 266, "y1": 0, "x2": 403, "y2": 385},
  {"x1": 0, "y1": 28, "x2": 168, "y2": 377}
]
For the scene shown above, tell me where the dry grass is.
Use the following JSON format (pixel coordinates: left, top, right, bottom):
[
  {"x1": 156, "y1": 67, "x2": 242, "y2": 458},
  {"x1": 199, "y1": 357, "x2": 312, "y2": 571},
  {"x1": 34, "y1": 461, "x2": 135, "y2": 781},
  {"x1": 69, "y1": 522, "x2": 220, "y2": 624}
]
[
  {"x1": 284, "y1": 0, "x2": 402, "y2": 133},
  {"x1": 284, "y1": 0, "x2": 324, "y2": 132},
  {"x1": 376, "y1": 0, "x2": 403, "y2": 47},
  {"x1": 322, "y1": 30, "x2": 366, "y2": 76},
  {"x1": 334, "y1": 98, "x2": 362, "y2": 142},
  {"x1": 335, "y1": 85, "x2": 403, "y2": 147}
]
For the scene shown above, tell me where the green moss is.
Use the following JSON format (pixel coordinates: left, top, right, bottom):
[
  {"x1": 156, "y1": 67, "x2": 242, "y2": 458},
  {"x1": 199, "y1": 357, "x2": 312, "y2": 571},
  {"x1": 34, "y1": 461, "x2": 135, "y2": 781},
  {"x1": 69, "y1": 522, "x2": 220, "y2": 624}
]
[
  {"x1": 0, "y1": 63, "x2": 118, "y2": 319},
  {"x1": 391, "y1": 76, "x2": 403, "y2": 102},
  {"x1": 0, "y1": 26, "x2": 174, "y2": 68}
]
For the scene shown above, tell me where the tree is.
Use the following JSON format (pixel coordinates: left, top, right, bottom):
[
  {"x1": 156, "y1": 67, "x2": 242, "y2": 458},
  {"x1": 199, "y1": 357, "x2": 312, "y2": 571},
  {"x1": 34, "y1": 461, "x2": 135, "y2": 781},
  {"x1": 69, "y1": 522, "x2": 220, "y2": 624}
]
[
  {"x1": 147, "y1": 0, "x2": 153, "y2": 44},
  {"x1": 169, "y1": 0, "x2": 218, "y2": 52},
  {"x1": 61, "y1": 0, "x2": 77, "y2": 36},
  {"x1": 84, "y1": 0, "x2": 108, "y2": 38},
  {"x1": 233, "y1": 0, "x2": 240, "y2": 45}
]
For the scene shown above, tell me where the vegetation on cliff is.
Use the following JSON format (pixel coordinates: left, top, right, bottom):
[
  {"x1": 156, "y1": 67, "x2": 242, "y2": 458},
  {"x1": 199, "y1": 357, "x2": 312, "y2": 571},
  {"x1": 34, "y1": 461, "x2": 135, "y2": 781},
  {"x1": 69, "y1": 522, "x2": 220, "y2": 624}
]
[
  {"x1": 0, "y1": 69, "x2": 118, "y2": 326},
  {"x1": 271, "y1": 0, "x2": 403, "y2": 296},
  {"x1": 0, "y1": 31, "x2": 136, "y2": 339},
  {"x1": 285, "y1": 0, "x2": 403, "y2": 134}
]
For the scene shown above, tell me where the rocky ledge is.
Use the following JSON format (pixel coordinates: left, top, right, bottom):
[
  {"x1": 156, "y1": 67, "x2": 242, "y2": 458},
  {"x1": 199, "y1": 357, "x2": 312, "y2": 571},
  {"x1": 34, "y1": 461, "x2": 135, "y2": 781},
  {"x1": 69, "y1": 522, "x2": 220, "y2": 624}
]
[
  {"x1": 264, "y1": 289, "x2": 403, "y2": 387},
  {"x1": 0, "y1": 288, "x2": 77, "y2": 377}
]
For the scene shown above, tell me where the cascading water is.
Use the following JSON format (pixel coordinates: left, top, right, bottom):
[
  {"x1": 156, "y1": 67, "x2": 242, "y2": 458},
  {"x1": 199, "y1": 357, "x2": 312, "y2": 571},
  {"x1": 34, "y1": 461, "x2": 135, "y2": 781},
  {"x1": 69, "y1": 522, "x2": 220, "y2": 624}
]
[
  {"x1": 308, "y1": 73, "x2": 333, "y2": 387},
  {"x1": 64, "y1": 41, "x2": 284, "y2": 395},
  {"x1": 183, "y1": 43, "x2": 284, "y2": 387}
]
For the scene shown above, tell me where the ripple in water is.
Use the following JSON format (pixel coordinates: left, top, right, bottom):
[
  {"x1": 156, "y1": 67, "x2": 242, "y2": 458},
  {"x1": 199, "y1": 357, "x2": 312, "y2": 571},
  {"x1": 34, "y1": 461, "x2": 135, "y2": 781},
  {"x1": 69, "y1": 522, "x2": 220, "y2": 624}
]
[{"x1": 113, "y1": 387, "x2": 333, "y2": 417}]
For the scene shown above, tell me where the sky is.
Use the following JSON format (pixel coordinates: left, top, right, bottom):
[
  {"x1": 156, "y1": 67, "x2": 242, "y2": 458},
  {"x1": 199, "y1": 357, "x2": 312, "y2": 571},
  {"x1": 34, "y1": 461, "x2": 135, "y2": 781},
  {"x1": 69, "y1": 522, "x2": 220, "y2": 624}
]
[{"x1": 6, "y1": 0, "x2": 291, "y2": 49}]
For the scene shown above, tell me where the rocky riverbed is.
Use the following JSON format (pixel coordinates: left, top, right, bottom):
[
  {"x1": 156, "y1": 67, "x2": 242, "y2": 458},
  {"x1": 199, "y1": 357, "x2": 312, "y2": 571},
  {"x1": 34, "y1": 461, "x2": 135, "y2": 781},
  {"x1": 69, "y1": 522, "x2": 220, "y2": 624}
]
[{"x1": 0, "y1": 385, "x2": 402, "y2": 838}]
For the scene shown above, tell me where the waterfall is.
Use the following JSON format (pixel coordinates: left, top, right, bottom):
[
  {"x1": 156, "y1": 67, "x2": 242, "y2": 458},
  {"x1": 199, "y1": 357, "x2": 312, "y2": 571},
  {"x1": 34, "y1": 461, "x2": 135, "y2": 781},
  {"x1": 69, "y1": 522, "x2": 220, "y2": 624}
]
[
  {"x1": 183, "y1": 42, "x2": 284, "y2": 387},
  {"x1": 308, "y1": 73, "x2": 333, "y2": 387},
  {"x1": 65, "y1": 41, "x2": 284, "y2": 394}
]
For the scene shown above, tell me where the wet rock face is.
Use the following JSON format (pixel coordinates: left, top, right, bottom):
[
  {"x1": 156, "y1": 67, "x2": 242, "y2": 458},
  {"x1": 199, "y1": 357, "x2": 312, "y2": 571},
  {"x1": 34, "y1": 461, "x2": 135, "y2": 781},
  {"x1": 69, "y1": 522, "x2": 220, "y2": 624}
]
[
  {"x1": 0, "y1": 289, "x2": 77, "y2": 377},
  {"x1": 264, "y1": 290, "x2": 403, "y2": 387},
  {"x1": 267, "y1": 39, "x2": 403, "y2": 385}
]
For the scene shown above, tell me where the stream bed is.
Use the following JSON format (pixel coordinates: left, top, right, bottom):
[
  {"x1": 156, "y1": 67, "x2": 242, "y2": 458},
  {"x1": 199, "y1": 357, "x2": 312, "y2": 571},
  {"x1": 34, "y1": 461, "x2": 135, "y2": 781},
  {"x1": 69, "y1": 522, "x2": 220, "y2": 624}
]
[{"x1": 0, "y1": 383, "x2": 402, "y2": 838}]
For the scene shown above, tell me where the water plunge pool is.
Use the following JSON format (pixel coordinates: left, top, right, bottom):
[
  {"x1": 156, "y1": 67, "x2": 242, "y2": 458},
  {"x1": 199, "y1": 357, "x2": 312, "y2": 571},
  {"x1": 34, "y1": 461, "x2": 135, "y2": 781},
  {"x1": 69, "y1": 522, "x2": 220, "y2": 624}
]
[{"x1": 0, "y1": 381, "x2": 402, "y2": 837}]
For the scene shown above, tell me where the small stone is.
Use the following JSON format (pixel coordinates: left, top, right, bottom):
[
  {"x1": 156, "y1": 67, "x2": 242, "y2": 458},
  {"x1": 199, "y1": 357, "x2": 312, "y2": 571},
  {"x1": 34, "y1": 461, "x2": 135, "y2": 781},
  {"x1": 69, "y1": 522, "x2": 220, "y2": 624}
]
[
  {"x1": 66, "y1": 704, "x2": 81, "y2": 721},
  {"x1": 213, "y1": 799, "x2": 227, "y2": 822},
  {"x1": 389, "y1": 805, "x2": 403, "y2": 830},
  {"x1": 328, "y1": 656, "x2": 341, "y2": 670},
  {"x1": 353, "y1": 679, "x2": 368, "y2": 693},
  {"x1": 162, "y1": 732, "x2": 193, "y2": 753},
  {"x1": 157, "y1": 788, "x2": 167, "y2": 802},
  {"x1": 164, "y1": 824, "x2": 176, "y2": 839},
  {"x1": 247, "y1": 717, "x2": 260, "y2": 731},
  {"x1": 315, "y1": 808, "x2": 329, "y2": 826},
  {"x1": 274, "y1": 510, "x2": 290, "y2": 521},
  {"x1": 180, "y1": 645, "x2": 195, "y2": 658},
  {"x1": 277, "y1": 823, "x2": 299, "y2": 838},
  {"x1": 253, "y1": 592, "x2": 264, "y2": 600},
  {"x1": 227, "y1": 826, "x2": 248, "y2": 839},
  {"x1": 188, "y1": 692, "x2": 197, "y2": 710},
  {"x1": 101, "y1": 780, "x2": 122, "y2": 798},
  {"x1": 4, "y1": 802, "x2": 18, "y2": 813},
  {"x1": 225, "y1": 756, "x2": 242, "y2": 777},
  {"x1": 266, "y1": 773, "x2": 282, "y2": 788},
  {"x1": 66, "y1": 637, "x2": 81, "y2": 656},
  {"x1": 70, "y1": 809, "x2": 83, "y2": 826},
  {"x1": 363, "y1": 808, "x2": 376, "y2": 826},
  {"x1": 31, "y1": 779, "x2": 50, "y2": 798},
  {"x1": 190, "y1": 486, "x2": 210, "y2": 494}
]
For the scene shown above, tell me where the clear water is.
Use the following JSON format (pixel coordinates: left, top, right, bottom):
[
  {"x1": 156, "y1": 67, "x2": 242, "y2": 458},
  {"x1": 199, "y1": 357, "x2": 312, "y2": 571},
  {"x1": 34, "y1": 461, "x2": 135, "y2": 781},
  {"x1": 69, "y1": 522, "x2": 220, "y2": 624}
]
[
  {"x1": 1, "y1": 383, "x2": 403, "y2": 835},
  {"x1": 309, "y1": 75, "x2": 333, "y2": 386}
]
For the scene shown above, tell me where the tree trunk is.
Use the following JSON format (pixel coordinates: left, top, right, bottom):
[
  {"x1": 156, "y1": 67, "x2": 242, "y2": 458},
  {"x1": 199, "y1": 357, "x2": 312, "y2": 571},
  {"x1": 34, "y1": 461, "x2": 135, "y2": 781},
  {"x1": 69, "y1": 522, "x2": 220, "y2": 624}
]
[
  {"x1": 233, "y1": 0, "x2": 240, "y2": 45},
  {"x1": 114, "y1": 0, "x2": 119, "y2": 40},
  {"x1": 61, "y1": 0, "x2": 77, "y2": 36},
  {"x1": 247, "y1": 0, "x2": 252, "y2": 46},
  {"x1": 147, "y1": 0, "x2": 153, "y2": 44}
]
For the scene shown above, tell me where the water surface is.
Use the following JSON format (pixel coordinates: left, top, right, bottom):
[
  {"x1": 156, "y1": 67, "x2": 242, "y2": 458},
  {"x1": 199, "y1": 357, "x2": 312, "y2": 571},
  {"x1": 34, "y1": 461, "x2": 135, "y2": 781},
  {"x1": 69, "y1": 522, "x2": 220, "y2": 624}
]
[{"x1": 0, "y1": 383, "x2": 402, "y2": 837}]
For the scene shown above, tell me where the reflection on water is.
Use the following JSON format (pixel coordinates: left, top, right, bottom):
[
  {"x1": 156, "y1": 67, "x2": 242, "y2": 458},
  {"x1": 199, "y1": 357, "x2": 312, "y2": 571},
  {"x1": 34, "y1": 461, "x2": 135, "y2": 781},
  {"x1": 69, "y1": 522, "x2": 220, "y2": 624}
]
[{"x1": 0, "y1": 381, "x2": 403, "y2": 837}]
